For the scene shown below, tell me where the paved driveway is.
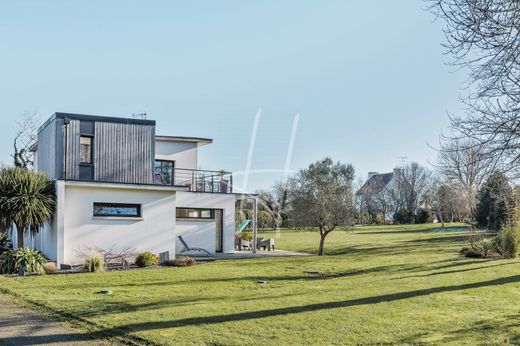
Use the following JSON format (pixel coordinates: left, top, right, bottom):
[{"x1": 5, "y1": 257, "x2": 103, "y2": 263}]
[{"x1": 0, "y1": 294, "x2": 117, "y2": 346}]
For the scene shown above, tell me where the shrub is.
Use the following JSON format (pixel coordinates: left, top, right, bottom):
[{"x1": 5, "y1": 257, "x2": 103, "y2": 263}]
[
  {"x1": 241, "y1": 231, "x2": 253, "y2": 241},
  {"x1": 415, "y1": 209, "x2": 432, "y2": 224},
  {"x1": 0, "y1": 248, "x2": 47, "y2": 274},
  {"x1": 83, "y1": 251, "x2": 105, "y2": 272},
  {"x1": 163, "y1": 256, "x2": 196, "y2": 267},
  {"x1": 497, "y1": 225, "x2": 520, "y2": 259},
  {"x1": 135, "y1": 252, "x2": 160, "y2": 267},
  {"x1": 43, "y1": 262, "x2": 58, "y2": 274}
]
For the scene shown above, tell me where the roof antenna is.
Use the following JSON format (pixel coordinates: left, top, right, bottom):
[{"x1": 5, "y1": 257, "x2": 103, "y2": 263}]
[
  {"x1": 132, "y1": 112, "x2": 147, "y2": 120},
  {"x1": 397, "y1": 156, "x2": 408, "y2": 167}
]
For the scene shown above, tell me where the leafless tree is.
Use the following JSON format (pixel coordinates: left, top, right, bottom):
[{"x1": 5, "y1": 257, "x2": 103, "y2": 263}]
[
  {"x1": 430, "y1": 0, "x2": 520, "y2": 178},
  {"x1": 13, "y1": 112, "x2": 39, "y2": 169},
  {"x1": 388, "y1": 163, "x2": 432, "y2": 222},
  {"x1": 437, "y1": 138, "x2": 494, "y2": 214}
]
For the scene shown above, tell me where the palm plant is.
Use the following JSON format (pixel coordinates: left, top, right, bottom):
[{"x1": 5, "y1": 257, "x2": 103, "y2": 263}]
[{"x1": 0, "y1": 167, "x2": 56, "y2": 248}]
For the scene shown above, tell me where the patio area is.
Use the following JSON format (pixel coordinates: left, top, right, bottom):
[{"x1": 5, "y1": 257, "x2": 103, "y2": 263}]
[{"x1": 193, "y1": 249, "x2": 311, "y2": 261}]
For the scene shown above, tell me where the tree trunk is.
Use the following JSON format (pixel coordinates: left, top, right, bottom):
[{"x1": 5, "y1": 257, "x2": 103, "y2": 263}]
[
  {"x1": 318, "y1": 234, "x2": 326, "y2": 256},
  {"x1": 16, "y1": 224, "x2": 24, "y2": 248}
]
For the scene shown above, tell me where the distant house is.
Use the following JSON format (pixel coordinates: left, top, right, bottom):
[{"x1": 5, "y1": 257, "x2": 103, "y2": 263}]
[{"x1": 356, "y1": 169, "x2": 402, "y2": 222}]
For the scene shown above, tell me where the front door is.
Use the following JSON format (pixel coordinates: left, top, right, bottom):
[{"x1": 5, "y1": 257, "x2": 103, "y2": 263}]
[{"x1": 215, "y1": 209, "x2": 223, "y2": 253}]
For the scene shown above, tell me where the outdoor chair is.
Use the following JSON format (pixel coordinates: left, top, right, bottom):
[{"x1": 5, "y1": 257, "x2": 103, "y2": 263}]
[
  {"x1": 177, "y1": 236, "x2": 212, "y2": 257},
  {"x1": 257, "y1": 237, "x2": 275, "y2": 251}
]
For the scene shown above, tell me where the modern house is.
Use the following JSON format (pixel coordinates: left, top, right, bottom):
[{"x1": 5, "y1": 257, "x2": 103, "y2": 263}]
[{"x1": 23, "y1": 112, "x2": 248, "y2": 267}]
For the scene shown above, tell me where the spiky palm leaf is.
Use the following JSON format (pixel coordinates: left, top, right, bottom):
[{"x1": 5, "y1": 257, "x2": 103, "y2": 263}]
[{"x1": 0, "y1": 167, "x2": 55, "y2": 248}]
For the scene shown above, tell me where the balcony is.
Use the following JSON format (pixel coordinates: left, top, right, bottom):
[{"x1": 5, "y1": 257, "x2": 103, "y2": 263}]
[{"x1": 155, "y1": 168, "x2": 233, "y2": 193}]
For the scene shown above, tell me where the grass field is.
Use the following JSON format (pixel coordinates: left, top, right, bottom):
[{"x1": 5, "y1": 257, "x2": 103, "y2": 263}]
[{"x1": 2, "y1": 223, "x2": 520, "y2": 345}]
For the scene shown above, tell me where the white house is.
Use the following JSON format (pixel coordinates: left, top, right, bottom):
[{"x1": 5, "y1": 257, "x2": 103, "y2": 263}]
[{"x1": 24, "y1": 112, "x2": 248, "y2": 267}]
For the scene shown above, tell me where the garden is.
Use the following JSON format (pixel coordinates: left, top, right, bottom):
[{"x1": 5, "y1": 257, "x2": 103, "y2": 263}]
[{"x1": 3, "y1": 223, "x2": 520, "y2": 345}]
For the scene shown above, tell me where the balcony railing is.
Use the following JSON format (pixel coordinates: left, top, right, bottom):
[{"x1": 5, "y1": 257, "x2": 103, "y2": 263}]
[{"x1": 155, "y1": 168, "x2": 233, "y2": 193}]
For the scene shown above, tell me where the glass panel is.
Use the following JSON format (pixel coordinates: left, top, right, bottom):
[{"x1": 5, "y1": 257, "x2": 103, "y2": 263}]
[
  {"x1": 80, "y1": 136, "x2": 92, "y2": 163},
  {"x1": 154, "y1": 160, "x2": 174, "y2": 185},
  {"x1": 93, "y1": 203, "x2": 141, "y2": 217},
  {"x1": 176, "y1": 208, "x2": 214, "y2": 219}
]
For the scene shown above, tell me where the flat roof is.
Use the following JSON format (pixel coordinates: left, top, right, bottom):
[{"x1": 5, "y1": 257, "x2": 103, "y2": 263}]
[
  {"x1": 52, "y1": 112, "x2": 156, "y2": 126},
  {"x1": 155, "y1": 135, "x2": 213, "y2": 145}
]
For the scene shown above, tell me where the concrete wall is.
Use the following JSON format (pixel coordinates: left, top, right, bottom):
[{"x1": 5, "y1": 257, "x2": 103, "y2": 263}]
[
  {"x1": 155, "y1": 141, "x2": 198, "y2": 170},
  {"x1": 61, "y1": 183, "x2": 176, "y2": 265},
  {"x1": 175, "y1": 191, "x2": 235, "y2": 254}
]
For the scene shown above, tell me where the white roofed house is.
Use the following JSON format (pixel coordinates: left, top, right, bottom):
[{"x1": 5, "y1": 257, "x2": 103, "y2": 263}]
[
  {"x1": 356, "y1": 169, "x2": 403, "y2": 223},
  {"x1": 25, "y1": 112, "x2": 249, "y2": 267}
]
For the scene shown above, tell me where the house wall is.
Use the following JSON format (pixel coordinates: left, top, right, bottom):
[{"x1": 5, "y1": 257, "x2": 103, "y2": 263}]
[
  {"x1": 61, "y1": 183, "x2": 176, "y2": 265},
  {"x1": 175, "y1": 191, "x2": 235, "y2": 254},
  {"x1": 35, "y1": 113, "x2": 156, "y2": 184},
  {"x1": 155, "y1": 141, "x2": 198, "y2": 170}
]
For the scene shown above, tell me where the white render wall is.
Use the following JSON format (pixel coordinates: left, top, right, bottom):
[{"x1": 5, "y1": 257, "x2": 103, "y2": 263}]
[
  {"x1": 155, "y1": 141, "x2": 198, "y2": 170},
  {"x1": 62, "y1": 184, "x2": 176, "y2": 265},
  {"x1": 175, "y1": 191, "x2": 236, "y2": 254}
]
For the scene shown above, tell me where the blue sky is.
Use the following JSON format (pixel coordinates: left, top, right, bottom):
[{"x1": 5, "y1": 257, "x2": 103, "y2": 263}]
[{"x1": 0, "y1": 0, "x2": 465, "y2": 191}]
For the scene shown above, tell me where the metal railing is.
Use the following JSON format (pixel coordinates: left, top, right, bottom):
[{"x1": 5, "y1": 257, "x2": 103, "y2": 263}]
[{"x1": 155, "y1": 168, "x2": 233, "y2": 193}]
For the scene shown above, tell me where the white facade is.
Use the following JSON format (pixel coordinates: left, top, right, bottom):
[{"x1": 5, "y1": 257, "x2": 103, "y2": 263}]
[
  {"x1": 28, "y1": 113, "x2": 241, "y2": 267},
  {"x1": 28, "y1": 181, "x2": 238, "y2": 266}
]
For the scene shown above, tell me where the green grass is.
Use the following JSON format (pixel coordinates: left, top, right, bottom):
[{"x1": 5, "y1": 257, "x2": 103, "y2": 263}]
[{"x1": 3, "y1": 223, "x2": 520, "y2": 345}]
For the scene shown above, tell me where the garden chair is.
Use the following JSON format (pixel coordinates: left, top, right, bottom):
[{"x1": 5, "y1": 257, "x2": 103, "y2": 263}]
[
  {"x1": 257, "y1": 237, "x2": 275, "y2": 251},
  {"x1": 177, "y1": 236, "x2": 211, "y2": 257}
]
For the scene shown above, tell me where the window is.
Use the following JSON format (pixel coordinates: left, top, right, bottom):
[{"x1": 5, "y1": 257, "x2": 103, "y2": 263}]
[
  {"x1": 176, "y1": 208, "x2": 214, "y2": 219},
  {"x1": 93, "y1": 203, "x2": 141, "y2": 217},
  {"x1": 155, "y1": 160, "x2": 174, "y2": 185},
  {"x1": 80, "y1": 136, "x2": 93, "y2": 164}
]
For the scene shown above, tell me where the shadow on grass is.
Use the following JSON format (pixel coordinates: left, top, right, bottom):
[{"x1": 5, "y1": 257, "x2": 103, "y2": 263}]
[{"x1": 9, "y1": 273, "x2": 515, "y2": 345}]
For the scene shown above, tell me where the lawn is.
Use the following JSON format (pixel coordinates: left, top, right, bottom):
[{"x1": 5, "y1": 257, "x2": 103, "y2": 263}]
[{"x1": 2, "y1": 223, "x2": 520, "y2": 345}]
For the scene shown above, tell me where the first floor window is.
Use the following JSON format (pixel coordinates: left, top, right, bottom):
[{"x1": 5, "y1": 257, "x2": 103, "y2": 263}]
[
  {"x1": 176, "y1": 208, "x2": 214, "y2": 219},
  {"x1": 155, "y1": 160, "x2": 174, "y2": 185},
  {"x1": 80, "y1": 136, "x2": 93, "y2": 164},
  {"x1": 93, "y1": 203, "x2": 141, "y2": 217}
]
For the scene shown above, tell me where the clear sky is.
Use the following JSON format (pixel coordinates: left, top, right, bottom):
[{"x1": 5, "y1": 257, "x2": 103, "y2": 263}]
[{"x1": 0, "y1": 0, "x2": 465, "y2": 192}]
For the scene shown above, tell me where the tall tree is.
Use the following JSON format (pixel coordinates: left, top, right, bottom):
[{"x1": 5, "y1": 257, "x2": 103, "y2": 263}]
[
  {"x1": 288, "y1": 158, "x2": 355, "y2": 256},
  {"x1": 475, "y1": 171, "x2": 512, "y2": 231},
  {"x1": 430, "y1": 0, "x2": 520, "y2": 178},
  {"x1": 0, "y1": 168, "x2": 56, "y2": 248},
  {"x1": 437, "y1": 138, "x2": 492, "y2": 215}
]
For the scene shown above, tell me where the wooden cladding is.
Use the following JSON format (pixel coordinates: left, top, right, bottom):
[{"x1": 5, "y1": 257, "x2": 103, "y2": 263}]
[
  {"x1": 93, "y1": 122, "x2": 155, "y2": 184},
  {"x1": 37, "y1": 115, "x2": 155, "y2": 184}
]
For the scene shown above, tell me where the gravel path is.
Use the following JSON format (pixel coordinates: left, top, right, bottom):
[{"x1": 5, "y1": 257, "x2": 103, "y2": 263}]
[{"x1": 0, "y1": 294, "x2": 116, "y2": 346}]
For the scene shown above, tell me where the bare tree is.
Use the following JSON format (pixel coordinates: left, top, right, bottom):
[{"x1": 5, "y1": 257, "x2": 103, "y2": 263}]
[
  {"x1": 13, "y1": 112, "x2": 39, "y2": 169},
  {"x1": 387, "y1": 163, "x2": 432, "y2": 223},
  {"x1": 430, "y1": 0, "x2": 520, "y2": 178},
  {"x1": 437, "y1": 138, "x2": 493, "y2": 214}
]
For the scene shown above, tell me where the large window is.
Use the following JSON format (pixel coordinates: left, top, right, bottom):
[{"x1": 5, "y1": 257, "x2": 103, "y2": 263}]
[
  {"x1": 80, "y1": 136, "x2": 93, "y2": 164},
  {"x1": 93, "y1": 203, "x2": 141, "y2": 217},
  {"x1": 176, "y1": 208, "x2": 214, "y2": 219},
  {"x1": 155, "y1": 160, "x2": 174, "y2": 185}
]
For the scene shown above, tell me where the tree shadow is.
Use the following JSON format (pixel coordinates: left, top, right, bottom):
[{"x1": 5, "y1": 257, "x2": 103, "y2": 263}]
[{"x1": 73, "y1": 274, "x2": 520, "y2": 340}]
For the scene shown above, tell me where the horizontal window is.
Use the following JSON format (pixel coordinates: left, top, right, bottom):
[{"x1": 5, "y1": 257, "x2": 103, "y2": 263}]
[
  {"x1": 93, "y1": 203, "x2": 141, "y2": 217},
  {"x1": 176, "y1": 208, "x2": 214, "y2": 219}
]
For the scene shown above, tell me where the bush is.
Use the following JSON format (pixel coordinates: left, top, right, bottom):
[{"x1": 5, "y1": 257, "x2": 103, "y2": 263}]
[
  {"x1": 241, "y1": 231, "x2": 253, "y2": 241},
  {"x1": 43, "y1": 262, "x2": 58, "y2": 274},
  {"x1": 135, "y1": 252, "x2": 160, "y2": 267},
  {"x1": 83, "y1": 251, "x2": 105, "y2": 272},
  {"x1": 0, "y1": 248, "x2": 47, "y2": 274},
  {"x1": 497, "y1": 225, "x2": 520, "y2": 259},
  {"x1": 415, "y1": 209, "x2": 432, "y2": 224},
  {"x1": 163, "y1": 256, "x2": 196, "y2": 267}
]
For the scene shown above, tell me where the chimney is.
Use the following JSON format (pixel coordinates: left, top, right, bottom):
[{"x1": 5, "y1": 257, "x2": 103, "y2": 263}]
[{"x1": 367, "y1": 172, "x2": 379, "y2": 180}]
